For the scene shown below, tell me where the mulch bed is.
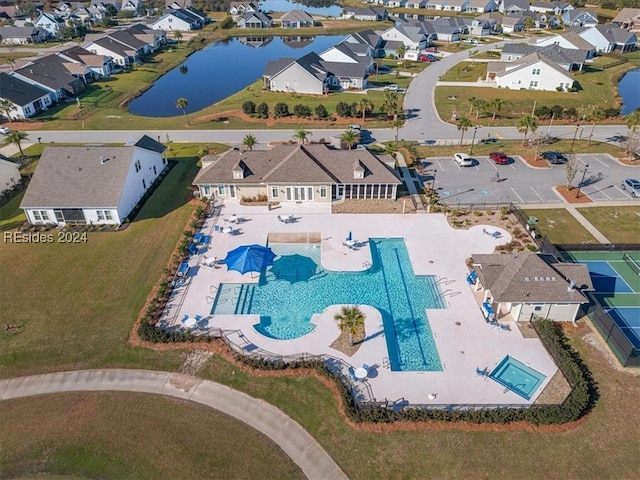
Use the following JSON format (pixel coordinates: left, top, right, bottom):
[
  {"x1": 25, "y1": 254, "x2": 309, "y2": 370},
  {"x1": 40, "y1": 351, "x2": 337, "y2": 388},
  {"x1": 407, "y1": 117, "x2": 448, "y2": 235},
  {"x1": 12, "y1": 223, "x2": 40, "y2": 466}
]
[
  {"x1": 555, "y1": 185, "x2": 593, "y2": 204},
  {"x1": 329, "y1": 329, "x2": 365, "y2": 357},
  {"x1": 520, "y1": 153, "x2": 550, "y2": 169}
]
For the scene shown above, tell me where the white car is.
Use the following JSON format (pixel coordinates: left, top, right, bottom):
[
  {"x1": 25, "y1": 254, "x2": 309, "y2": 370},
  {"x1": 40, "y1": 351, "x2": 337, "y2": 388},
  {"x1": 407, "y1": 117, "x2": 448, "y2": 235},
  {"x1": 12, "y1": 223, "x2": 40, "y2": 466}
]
[
  {"x1": 0, "y1": 126, "x2": 10, "y2": 135},
  {"x1": 453, "y1": 153, "x2": 473, "y2": 167},
  {"x1": 386, "y1": 84, "x2": 399, "y2": 92}
]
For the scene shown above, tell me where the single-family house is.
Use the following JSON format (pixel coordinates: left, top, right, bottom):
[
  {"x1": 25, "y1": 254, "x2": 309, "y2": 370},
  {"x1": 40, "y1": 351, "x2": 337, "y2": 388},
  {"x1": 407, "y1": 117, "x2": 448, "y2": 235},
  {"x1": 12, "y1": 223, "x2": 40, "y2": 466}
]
[
  {"x1": 280, "y1": 10, "x2": 314, "y2": 29},
  {"x1": 0, "y1": 1, "x2": 23, "y2": 20},
  {"x1": 427, "y1": 17, "x2": 466, "y2": 40},
  {"x1": 476, "y1": 12, "x2": 503, "y2": 32},
  {"x1": 0, "y1": 27, "x2": 47, "y2": 45},
  {"x1": 426, "y1": 0, "x2": 446, "y2": 10},
  {"x1": 386, "y1": 0, "x2": 407, "y2": 7},
  {"x1": 469, "y1": 253, "x2": 592, "y2": 323},
  {"x1": 57, "y1": 45, "x2": 115, "y2": 77},
  {"x1": 499, "y1": 0, "x2": 529, "y2": 15},
  {"x1": 521, "y1": 11, "x2": 561, "y2": 29},
  {"x1": 12, "y1": 55, "x2": 88, "y2": 103},
  {"x1": 442, "y1": 0, "x2": 469, "y2": 12},
  {"x1": 54, "y1": 2, "x2": 84, "y2": 17},
  {"x1": 501, "y1": 43, "x2": 589, "y2": 70},
  {"x1": 486, "y1": 52, "x2": 576, "y2": 91},
  {"x1": 535, "y1": 30, "x2": 596, "y2": 56},
  {"x1": 264, "y1": 52, "x2": 331, "y2": 95},
  {"x1": 166, "y1": 0, "x2": 193, "y2": 9},
  {"x1": 125, "y1": 23, "x2": 167, "y2": 51},
  {"x1": 562, "y1": 9, "x2": 598, "y2": 27},
  {"x1": 84, "y1": 26, "x2": 158, "y2": 66},
  {"x1": 121, "y1": 0, "x2": 140, "y2": 15},
  {"x1": 342, "y1": 6, "x2": 388, "y2": 21},
  {"x1": 20, "y1": 135, "x2": 168, "y2": 226},
  {"x1": 467, "y1": 17, "x2": 494, "y2": 36},
  {"x1": 529, "y1": 1, "x2": 572, "y2": 14},
  {"x1": 611, "y1": 8, "x2": 640, "y2": 33},
  {"x1": 151, "y1": 8, "x2": 203, "y2": 31},
  {"x1": 229, "y1": 2, "x2": 258, "y2": 15},
  {"x1": 237, "y1": 11, "x2": 271, "y2": 28},
  {"x1": 0, "y1": 72, "x2": 53, "y2": 119},
  {"x1": 465, "y1": 0, "x2": 498, "y2": 13},
  {"x1": 34, "y1": 11, "x2": 66, "y2": 38},
  {"x1": 0, "y1": 158, "x2": 21, "y2": 195},
  {"x1": 578, "y1": 25, "x2": 637, "y2": 53},
  {"x1": 321, "y1": 42, "x2": 373, "y2": 70},
  {"x1": 340, "y1": 29, "x2": 384, "y2": 51},
  {"x1": 407, "y1": 0, "x2": 429, "y2": 8},
  {"x1": 501, "y1": 15, "x2": 525, "y2": 33},
  {"x1": 381, "y1": 24, "x2": 430, "y2": 50},
  {"x1": 193, "y1": 144, "x2": 401, "y2": 204}
]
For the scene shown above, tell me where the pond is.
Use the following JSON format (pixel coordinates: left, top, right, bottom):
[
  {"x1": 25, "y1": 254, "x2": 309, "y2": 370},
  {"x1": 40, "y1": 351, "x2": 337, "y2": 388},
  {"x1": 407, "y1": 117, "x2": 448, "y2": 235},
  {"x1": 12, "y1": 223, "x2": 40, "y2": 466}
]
[
  {"x1": 127, "y1": 35, "x2": 344, "y2": 117},
  {"x1": 260, "y1": 0, "x2": 342, "y2": 16},
  {"x1": 618, "y1": 69, "x2": 640, "y2": 115}
]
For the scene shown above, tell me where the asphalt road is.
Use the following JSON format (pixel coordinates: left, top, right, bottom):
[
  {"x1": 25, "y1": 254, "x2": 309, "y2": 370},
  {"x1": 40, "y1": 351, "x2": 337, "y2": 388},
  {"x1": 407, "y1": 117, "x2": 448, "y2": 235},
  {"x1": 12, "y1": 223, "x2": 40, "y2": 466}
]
[{"x1": 418, "y1": 154, "x2": 639, "y2": 206}]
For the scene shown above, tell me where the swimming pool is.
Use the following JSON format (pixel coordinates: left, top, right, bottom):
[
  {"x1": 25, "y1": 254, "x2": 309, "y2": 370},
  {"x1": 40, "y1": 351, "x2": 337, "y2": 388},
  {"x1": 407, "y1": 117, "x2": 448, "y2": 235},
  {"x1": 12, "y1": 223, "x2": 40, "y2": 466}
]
[
  {"x1": 489, "y1": 355, "x2": 547, "y2": 400},
  {"x1": 211, "y1": 239, "x2": 445, "y2": 371}
]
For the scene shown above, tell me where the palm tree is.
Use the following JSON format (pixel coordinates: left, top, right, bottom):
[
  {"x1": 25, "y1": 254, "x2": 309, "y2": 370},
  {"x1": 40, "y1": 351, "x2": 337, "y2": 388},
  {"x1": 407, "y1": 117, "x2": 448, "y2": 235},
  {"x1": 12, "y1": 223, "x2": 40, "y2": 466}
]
[
  {"x1": 471, "y1": 97, "x2": 486, "y2": 119},
  {"x1": 341, "y1": 129, "x2": 360, "y2": 150},
  {"x1": 517, "y1": 115, "x2": 538, "y2": 146},
  {"x1": 292, "y1": 128, "x2": 311, "y2": 145},
  {"x1": 0, "y1": 98, "x2": 15, "y2": 121},
  {"x1": 467, "y1": 96, "x2": 477, "y2": 115},
  {"x1": 457, "y1": 116, "x2": 472, "y2": 145},
  {"x1": 488, "y1": 98, "x2": 504, "y2": 120},
  {"x1": 4, "y1": 130, "x2": 28, "y2": 157},
  {"x1": 384, "y1": 143, "x2": 398, "y2": 156},
  {"x1": 625, "y1": 110, "x2": 640, "y2": 155},
  {"x1": 355, "y1": 98, "x2": 374, "y2": 122},
  {"x1": 242, "y1": 134, "x2": 257, "y2": 151},
  {"x1": 396, "y1": 44, "x2": 406, "y2": 59},
  {"x1": 175, "y1": 97, "x2": 190, "y2": 126},
  {"x1": 333, "y1": 305, "x2": 366, "y2": 346},
  {"x1": 586, "y1": 106, "x2": 606, "y2": 145},
  {"x1": 174, "y1": 31, "x2": 183, "y2": 42},
  {"x1": 380, "y1": 90, "x2": 399, "y2": 120}
]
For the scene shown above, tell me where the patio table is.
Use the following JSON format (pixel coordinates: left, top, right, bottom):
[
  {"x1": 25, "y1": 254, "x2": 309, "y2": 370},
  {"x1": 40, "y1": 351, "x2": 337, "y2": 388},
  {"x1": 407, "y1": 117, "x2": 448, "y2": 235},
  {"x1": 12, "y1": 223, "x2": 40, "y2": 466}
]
[
  {"x1": 184, "y1": 317, "x2": 197, "y2": 328},
  {"x1": 354, "y1": 367, "x2": 368, "y2": 380}
]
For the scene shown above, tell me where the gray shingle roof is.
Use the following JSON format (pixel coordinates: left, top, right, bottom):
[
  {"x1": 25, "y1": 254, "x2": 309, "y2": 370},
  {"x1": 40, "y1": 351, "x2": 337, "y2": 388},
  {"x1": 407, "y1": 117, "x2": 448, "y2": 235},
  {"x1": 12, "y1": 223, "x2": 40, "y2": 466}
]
[
  {"x1": 281, "y1": 9, "x2": 313, "y2": 22},
  {"x1": 0, "y1": 26, "x2": 42, "y2": 38},
  {"x1": 134, "y1": 134, "x2": 167, "y2": 153},
  {"x1": 471, "y1": 253, "x2": 592, "y2": 303},
  {"x1": 20, "y1": 139, "x2": 162, "y2": 209},
  {"x1": 14, "y1": 55, "x2": 85, "y2": 94},
  {"x1": 193, "y1": 144, "x2": 400, "y2": 187},
  {"x1": 0, "y1": 72, "x2": 49, "y2": 105}
]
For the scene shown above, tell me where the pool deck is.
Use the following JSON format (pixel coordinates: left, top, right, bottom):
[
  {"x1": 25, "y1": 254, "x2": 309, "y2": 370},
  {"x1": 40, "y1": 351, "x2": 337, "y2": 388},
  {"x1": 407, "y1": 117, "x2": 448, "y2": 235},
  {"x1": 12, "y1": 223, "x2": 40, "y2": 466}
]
[{"x1": 162, "y1": 201, "x2": 557, "y2": 406}]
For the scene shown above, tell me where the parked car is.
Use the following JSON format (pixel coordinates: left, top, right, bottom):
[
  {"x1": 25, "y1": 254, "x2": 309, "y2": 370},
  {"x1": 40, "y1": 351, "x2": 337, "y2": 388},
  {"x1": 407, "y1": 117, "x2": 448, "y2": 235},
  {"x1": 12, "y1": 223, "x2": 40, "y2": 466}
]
[
  {"x1": 349, "y1": 124, "x2": 361, "y2": 132},
  {"x1": 489, "y1": 152, "x2": 509, "y2": 165},
  {"x1": 462, "y1": 38, "x2": 479, "y2": 44},
  {"x1": 386, "y1": 84, "x2": 399, "y2": 92},
  {"x1": 478, "y1": 138, "x2": 498, "y2": 145},
  {"x1": 453, "y1": 153, "x2": 473, "y2": 167},
  {"x1": 622, "y1": 178, "x2": 640, "y2": 198},
  {"x1": 541, "y1": 151, "x2": 568, "y2": 164},
  {"x1": 376, "y1": 64, "x2": 391, "y2": 73},
  {"x1": 0, "y1": 126, "x2": 10, "y2": 134},
  {"x1": 418, "y1": 54, "x2": 438, "y2": 62}
]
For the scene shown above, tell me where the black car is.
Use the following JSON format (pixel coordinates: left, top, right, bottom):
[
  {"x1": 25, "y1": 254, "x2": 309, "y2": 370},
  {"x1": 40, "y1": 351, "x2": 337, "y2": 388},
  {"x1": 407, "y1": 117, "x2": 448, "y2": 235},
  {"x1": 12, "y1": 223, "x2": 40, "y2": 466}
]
[
  {"x1": 622, "y1": 178, "x2": 640, "y2": 198},
  {"x1": 542, "y1": 151, "x2": 568, "y2": 164}
]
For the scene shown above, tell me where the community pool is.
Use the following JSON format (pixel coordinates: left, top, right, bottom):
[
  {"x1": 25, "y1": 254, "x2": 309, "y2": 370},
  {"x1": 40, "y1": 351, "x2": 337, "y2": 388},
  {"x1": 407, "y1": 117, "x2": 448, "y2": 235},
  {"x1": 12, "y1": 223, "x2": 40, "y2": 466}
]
[
  {"x1": 211, "y1": 239, "x2": 445, "y2": 371},
  {"x1": 489, "y1": 355, "x2": 547, "y2": 400}
]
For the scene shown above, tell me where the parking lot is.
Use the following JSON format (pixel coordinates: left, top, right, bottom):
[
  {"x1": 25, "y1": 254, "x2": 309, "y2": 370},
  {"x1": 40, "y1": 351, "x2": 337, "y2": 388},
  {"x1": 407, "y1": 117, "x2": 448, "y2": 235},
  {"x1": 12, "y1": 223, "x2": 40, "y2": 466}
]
[{"x1": 417, "y1": 154, "x2": 638, "y2": 205}]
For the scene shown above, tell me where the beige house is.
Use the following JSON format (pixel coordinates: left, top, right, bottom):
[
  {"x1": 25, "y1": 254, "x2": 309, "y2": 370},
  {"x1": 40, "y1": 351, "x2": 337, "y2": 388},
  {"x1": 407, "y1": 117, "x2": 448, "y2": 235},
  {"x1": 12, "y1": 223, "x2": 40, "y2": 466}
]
[
  {"x1": 193, "y1": 144, "x2": 401, "y2": 204},
  {"x1": 469, "y1": 253, "x2": 593, "y2": 323}
]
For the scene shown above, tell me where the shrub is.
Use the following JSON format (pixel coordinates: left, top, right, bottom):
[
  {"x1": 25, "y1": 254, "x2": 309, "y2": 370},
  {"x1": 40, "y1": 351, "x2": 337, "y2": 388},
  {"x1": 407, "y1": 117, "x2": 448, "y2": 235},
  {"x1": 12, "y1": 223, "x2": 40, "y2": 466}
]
[
  {"x1": 604, "y1": 107, "x2": 620, "y2": 118},
  {"x1": 336, "y1": 101, "x2": 351, "y2": 117},
  {"x1": 534, "y1": 105, "x2": 552, "y2": 119},
  {"x1": 315, "y1": 104, "x2": 328, "y2": 119},
  {"x1": 274, "y1": 102, "x2": 290, "y2": 118},
  {"x1": 242, "y1": 101, "x2": 256, "y2": 115},
  {"x1": 293, "y1": 104, "x2": 312, "y2": 117},
  {"x1": 256, "y1": 102, "x2": 269, "y2": 118}
]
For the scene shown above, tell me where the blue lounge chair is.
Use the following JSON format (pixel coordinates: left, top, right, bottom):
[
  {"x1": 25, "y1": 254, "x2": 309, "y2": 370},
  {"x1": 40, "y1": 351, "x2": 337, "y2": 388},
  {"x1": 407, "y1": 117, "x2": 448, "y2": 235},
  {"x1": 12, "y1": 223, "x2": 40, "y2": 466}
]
[
  {"x1": 466, "y1": 270, "x2": 477, "y2": 285},
  {"x1": 177, "y1": 261, "x2": 189, "y2": 277},
  {"x1": 195, "y1": 314, "x2": 203, "y2": 321},
  {"x1": 201, "y1": 234, "x2": 211, "y2": 245},
  {"x1": 476, "y1": 367, "x2": 488, "y2": 377},
  {"x1": 193, "y1": 232, "x2": 204, "y2": 243},
  {"x1": 188, "y1": 242, "x2": 198, "y2": 256}
]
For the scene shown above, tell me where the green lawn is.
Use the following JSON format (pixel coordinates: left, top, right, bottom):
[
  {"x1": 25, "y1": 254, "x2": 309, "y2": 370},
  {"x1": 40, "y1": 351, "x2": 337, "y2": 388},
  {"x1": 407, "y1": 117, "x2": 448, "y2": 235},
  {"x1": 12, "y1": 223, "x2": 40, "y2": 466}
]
[
  {"x1": 439, "y1": 61, "x2": 487, "y2": 82},
  {"x1": 577, "y1": 206, "x2": 640, "y2": 244},
  {"x1": 523, "y1": 208, "x2": 598, "y2": 244},
  {"x1": 0, "y1": 191, "x2": 26, "y2": 231},
  {"x1": 0, "y1": 392, "x2": 304, "y2": 480}
]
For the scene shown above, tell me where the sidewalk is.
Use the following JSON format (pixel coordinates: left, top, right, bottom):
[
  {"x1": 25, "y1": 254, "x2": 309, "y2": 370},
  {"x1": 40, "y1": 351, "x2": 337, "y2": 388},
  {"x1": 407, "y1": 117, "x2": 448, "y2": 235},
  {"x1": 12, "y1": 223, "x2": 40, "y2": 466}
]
[
  {"x1": 565, "y1": 206, "x2": 611, "y2": 243},
  {"x1": 0, "y1": 369, "x2": 347, "y2": 480},
  {"x1": 395, "y1": 151, "x2": 425, "y2": 212}
]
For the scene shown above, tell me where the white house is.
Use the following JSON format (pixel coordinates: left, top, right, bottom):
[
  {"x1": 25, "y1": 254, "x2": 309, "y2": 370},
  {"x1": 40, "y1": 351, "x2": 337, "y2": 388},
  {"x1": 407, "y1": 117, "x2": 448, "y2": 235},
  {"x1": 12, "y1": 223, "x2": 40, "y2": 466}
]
[
  {"x1": 470, "y1": 253, "x2": 592, "y2": 323},
  {"x1": 151, "y1": 10, "x2": 201, "y2": 31},
  {"x1": 563, "y1": 9, "x2": 598, "y2": 27},
  {"x1": 341, "y1": 6, "x2": 388, "y2": 21},
  {"x1": 443, "y1": 0, "x2": 469, "y2": 12},
  {"x1": 229, "y1": 2, "x2": 258, "y2": 15},
  {"x1": 280, "y1": 10, "x2": 314, "y2": 28},
  {"x1": 57, "y1": 45, "x2": 115, "y2": 77},
  {"x1": 237, "y1": 11, "x2": 271, "y2": 28},
  {"x1": 0, "y1": 27, "x2": 47, "y2": 45},
  {"x1": 263, "y1": 52, "x2": 330, "y2": 95},
  {"x1": 499, "y1": 0, "x2": 529, "y2": 15},
  {"x1": 535, "y1": 30, "x2": 596, "y2": 55},
  {"x1": 578, "y1": 25, "x2": 637, "y2": 53},
  {"x1": 20, "y1": 135, "x2": 168, "y2": 226},
  {"x1": 0, "y1": 73, "x2": 52, "y2": 120},
  {"x1": 612, "y1": 8, "x2": 640, "y2": 33},
  {"x1": 34, "y1": 12, "x2": 66, "y2": 37},
  {"x1": 487, "y1": 53, "x2": 576, "y2": 91},
  {"x1": 381, "y1": 24, "x2": 429, "y2": 50},
  {"x1": 465, "y1": 0, "x2": 498, "y2": 13},
  {"x1": 0, "y1": 158, "x2": 21, "y2": 195},
  {"x1": 501, "y1": 15, "x2": 525, "y2": 33}
]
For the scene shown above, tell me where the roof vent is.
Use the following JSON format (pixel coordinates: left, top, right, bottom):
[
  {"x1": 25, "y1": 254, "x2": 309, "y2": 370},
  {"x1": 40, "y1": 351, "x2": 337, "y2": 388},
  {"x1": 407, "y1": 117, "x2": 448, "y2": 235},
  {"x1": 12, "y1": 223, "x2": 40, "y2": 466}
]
[
  {"x1": 100, "y1": 156, "x2": 106, "y2": 164},
  {"x1": 567, "y1": 280, "x2": 576, "y2": 292}
]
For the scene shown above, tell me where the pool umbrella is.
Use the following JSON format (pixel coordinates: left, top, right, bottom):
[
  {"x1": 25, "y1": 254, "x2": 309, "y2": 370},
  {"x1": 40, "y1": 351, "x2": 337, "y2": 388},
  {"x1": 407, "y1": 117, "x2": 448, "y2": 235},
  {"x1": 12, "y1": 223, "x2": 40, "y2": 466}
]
[
  {"x1": 269, "y1": 254, "x2": 318, "y2": 283},
  {"x1": 223, "y1": 244, "x2": 276, "y2": 275},
  {"x1": 347, "y1": 231, "x2": 352, "y2": 241}
]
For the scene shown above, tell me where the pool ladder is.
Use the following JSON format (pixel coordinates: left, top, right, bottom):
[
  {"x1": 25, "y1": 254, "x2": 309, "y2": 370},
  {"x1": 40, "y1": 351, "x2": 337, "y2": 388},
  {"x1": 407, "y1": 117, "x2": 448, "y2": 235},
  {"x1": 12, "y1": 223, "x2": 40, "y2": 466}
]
[
  {"x1": 438, "y1": 289, "x2": 462, "y2": 299},
  {"x1": 436, "y1": 277, "x2": 456, "y2": 286}
]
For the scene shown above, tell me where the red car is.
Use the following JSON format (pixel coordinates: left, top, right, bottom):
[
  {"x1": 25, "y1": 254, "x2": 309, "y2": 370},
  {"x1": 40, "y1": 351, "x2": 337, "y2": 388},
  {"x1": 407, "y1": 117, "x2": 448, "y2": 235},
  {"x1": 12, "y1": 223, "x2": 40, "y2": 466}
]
[{"x1": 489, "y1": 152, "x2": 509, "y2": 165}]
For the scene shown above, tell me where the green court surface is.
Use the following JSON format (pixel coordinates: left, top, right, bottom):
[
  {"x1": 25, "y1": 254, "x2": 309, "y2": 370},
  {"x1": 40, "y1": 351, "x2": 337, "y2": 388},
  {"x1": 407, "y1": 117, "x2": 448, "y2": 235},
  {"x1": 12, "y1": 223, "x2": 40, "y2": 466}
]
[{"x1": 566, "y1": 251, "x2": 640, "y2": 299}]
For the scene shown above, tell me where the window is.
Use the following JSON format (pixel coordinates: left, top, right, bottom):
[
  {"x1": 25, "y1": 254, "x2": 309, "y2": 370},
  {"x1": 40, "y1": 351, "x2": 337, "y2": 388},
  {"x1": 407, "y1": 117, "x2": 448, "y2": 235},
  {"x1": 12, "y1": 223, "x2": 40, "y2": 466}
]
[
  {"x1": 203, "y1": 185, "x2": 211, "y2": 195},
  {"x1": 217, "y1": 185, "x2": 226, "y2": 195},
  {"x1": 97, "y1": 210, "x2": 105, "y2": 221},
  {"x1": 134, "y1": 160, "x2": 141, "y2": 172},
  {"x1": 105, "y1": 211, "x2": 113, "y2": 220},
  {"x1": 532, "y1": 68, "x2": 540, "y2": 75},
  {"x1": 534, "y1": 306, "x2": 543, "y2": 311},
  {"x1": 142, "y1": 179, "x2": 146, "y2": 189},
  {"x1": 153, "y1": 166, "x2": 156, "y2": 175},
  {"x1": 319, "y1": 186, "x2": 327, "y2": 198},
  {"x1": 271, "y1": 186, "x2": 279, "y2": 198},
  {"x1": 529, "y1": 81, "x2": 538, "y2": 88},
  {"x1": 32, "y1": 210, "x2": 49, "y2": 222}
]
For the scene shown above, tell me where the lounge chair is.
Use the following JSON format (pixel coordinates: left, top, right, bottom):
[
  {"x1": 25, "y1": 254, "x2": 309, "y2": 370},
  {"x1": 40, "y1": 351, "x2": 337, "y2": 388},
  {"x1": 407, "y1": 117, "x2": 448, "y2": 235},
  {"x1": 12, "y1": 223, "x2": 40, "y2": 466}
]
[
  {"x1": 476, "y1": 367, "x2": 488, "y2": 377},
  {"x1": 499, "y1": 323, "x2": 511, "y2": 332}
]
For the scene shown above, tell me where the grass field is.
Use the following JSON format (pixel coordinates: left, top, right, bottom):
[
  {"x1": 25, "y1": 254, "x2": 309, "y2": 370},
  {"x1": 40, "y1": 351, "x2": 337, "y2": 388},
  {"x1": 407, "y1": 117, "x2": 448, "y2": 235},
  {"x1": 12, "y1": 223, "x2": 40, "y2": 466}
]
[
  {"x1": 0, "y1": 191, "x2": 25, "y2": 231},
  {"x1": 0, "y1": 392, "x2": 304, "y2": 480},
  {"x1": 523, "y1": 208, "x2": 598, "y2": 244},
  {"x1": 577, "y1": 206, "x2": 640, "y2": 244},
  {"x1": 439, "y1": 61, "x2": 488, "y2": 82}
]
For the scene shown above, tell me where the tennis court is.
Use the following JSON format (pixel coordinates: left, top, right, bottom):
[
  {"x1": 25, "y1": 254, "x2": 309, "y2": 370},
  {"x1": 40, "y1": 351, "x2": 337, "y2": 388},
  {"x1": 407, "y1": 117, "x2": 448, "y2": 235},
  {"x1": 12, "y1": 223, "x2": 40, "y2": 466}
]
[{"x1": 566, "y1": 251, "x2": 640, "y2": 350}]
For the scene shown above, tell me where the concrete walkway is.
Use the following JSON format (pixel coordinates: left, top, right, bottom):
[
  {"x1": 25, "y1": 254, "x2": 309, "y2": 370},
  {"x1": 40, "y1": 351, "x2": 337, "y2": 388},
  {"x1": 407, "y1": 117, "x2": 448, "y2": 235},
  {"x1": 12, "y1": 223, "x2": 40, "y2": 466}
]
[
  {"x1": 0, "y1": 369, "x2": 347, "y2": 480},
  {"x1": 565, "y1": 206, "x2": 611, "y2": 243}
]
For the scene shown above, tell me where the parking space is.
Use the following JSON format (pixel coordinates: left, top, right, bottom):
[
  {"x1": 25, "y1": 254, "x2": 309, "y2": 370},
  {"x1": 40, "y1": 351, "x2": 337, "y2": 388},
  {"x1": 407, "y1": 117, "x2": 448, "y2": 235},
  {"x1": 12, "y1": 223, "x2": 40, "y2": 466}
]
[{"x1": 416, "y1": 153, "x2": 638, "y2": 205}]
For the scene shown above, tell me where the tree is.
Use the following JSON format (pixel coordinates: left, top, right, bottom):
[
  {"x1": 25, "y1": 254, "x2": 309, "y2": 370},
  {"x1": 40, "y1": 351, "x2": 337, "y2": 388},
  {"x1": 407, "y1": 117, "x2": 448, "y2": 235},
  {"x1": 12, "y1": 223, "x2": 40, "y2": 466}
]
[
  {"x1": 174, "y1": 31, "x2": 183, "y2": 42},
  {"x1": 625, "y1": 110, "x2": 640, "y2": 155},
  {"x1": 470, "y1": 97, "x2": 485, "y2": 119},
  {"x1": 565, "y1": 155, "x2": 579, "y2": 188},
  {"x1": 336, "y1": 101, "x2": 351, "y2": 117},
  {"x1": 4, "y1": 130, "x2": 28, "y2": 158},
  {"x1": 396, "y1": 43, "x2": 406, "y2": 59},
  {"x1": 256, "y1": 102, "x2": 269, "y2": 119},
  {"x1": 517, "y1": 115, "x2": 538, "y2": 145},
  {"x1": 457, "y1": 117, "x2": 472, "y2": 145},
  {"x1": 175, "y1": 97, "x2": 190, "y2": 126},
  {"x1": 355, "y1": 98, "x2": 374, "y2": 122},
  {"x1": 0, "y1": 98, "x2": 16, "y2": 121},
  {"x1": 292, "y1": 129, "x2": 311, "y2": 145},
  {"x1": 467, "y1": 96, "x2": 477, "y2": 115},
  {"x1": 384, "y1": 143, "x2": 398, "y2": 156},
  {"x1": 380, "y1": 90, "x2": 399, "y2": 119},
  {"x1": 341, "y1": 129, "x2": 360, "y2": 150},
  {"x1": 274, "y1": 102, "x2": 289, "y2": 118},
  {"x1": 314, "y1": 104, "x2": 328, "y2": 119},
  {"x1": 333, "y1": 305, "x2": 365, "y2": 346},
  {"x1": 585, "y1": 106, "x2": 606, "y2": 145},
  {"x1": 242, "y1": 101, "x2": 256, "y2": 115},
  {"x1": 523, "y1": 16, "x2": 535, "y2": 31},
  {"x1": 488, "y1": 98, "x2": 504, "y2": 120},
  {"x1": 242, "y1": 134, "x2": 257, "y2": 151}
]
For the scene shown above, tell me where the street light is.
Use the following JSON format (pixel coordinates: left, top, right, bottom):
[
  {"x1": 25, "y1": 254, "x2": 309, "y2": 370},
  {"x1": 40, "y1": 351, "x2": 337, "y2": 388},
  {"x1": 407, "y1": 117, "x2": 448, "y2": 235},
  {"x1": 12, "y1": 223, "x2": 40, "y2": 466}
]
[
  {"x1": 570, "y1": 124, "x2": 580, "y2": 153},
  {"x1": 576, "y1": 163, "x2": 589, "y2": 198},
  {"x1": 470, "y1": 126, "x2": 479, "y2": 155},
  {"x1": 432, "y1": 169, "x2": 438, "y2": 192}
]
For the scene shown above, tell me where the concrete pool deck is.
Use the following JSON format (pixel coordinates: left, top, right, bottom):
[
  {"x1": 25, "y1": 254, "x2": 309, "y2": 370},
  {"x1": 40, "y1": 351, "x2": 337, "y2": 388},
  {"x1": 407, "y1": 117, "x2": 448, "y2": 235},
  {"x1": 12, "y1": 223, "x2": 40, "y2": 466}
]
[{"x1": 161, "y1": 201, "x2": 557, "y2": 406}]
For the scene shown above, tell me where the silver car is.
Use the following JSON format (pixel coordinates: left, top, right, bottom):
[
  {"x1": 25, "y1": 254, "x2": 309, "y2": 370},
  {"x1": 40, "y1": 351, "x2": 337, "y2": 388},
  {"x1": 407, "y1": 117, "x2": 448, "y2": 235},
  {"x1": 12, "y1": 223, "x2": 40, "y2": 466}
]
[{"x1": 453, "y1": 153, "x2": 473, "y2": 167}]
